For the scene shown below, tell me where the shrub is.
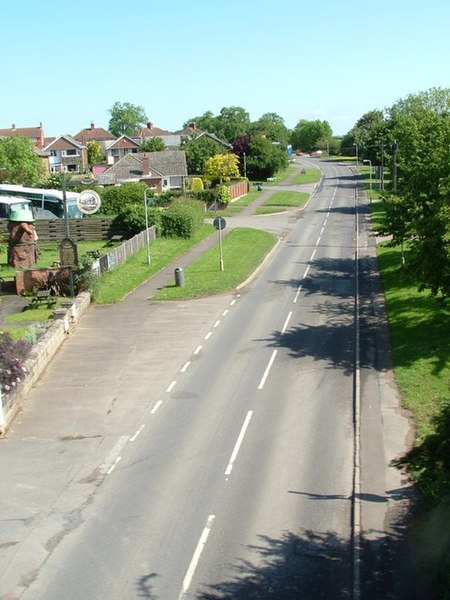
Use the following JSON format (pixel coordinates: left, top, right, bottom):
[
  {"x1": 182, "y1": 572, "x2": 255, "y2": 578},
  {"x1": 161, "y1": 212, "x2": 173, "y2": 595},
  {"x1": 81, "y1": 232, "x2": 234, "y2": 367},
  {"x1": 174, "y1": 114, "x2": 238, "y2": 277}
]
[
  {"x1": 216, "y1": 184, "x2": 231, "y2": 206},
  {"x1": 112, "y1": 205, "x2": 162, "y2": 238},
  {"x1": 190, "y1": 177, "x2": 204, "y2": 192},
  {"x1": 160, "y1": 199, "x2": 204, "y2": 238},
  {"x1": 98, "y1": 182, "x2": 151, "y2": 215},
  {"x1": 0, "y1": 332, "x2": 31, "y2": 394}
]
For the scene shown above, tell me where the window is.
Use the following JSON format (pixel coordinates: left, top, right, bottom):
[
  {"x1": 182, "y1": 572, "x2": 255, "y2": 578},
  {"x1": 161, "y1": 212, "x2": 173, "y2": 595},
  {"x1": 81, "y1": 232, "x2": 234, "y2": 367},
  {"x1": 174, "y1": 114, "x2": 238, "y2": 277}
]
[{"x1": 64, "y1": 149, "x2": 78, "y2": 156}]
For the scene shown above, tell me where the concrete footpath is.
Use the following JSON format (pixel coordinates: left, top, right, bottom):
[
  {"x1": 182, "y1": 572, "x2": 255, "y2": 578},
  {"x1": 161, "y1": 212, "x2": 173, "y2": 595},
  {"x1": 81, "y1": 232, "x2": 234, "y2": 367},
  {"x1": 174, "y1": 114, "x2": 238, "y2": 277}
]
[{"x1": 0, "y1": 177, "x2": 317, "y2": 435}]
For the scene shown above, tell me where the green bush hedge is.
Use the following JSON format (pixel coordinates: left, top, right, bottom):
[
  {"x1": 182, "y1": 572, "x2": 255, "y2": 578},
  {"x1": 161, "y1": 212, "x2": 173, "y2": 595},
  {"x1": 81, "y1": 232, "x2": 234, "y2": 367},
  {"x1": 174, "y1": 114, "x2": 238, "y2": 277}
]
[{"x1": 160, "y1": 199, "x2": 204, "y2": 238}]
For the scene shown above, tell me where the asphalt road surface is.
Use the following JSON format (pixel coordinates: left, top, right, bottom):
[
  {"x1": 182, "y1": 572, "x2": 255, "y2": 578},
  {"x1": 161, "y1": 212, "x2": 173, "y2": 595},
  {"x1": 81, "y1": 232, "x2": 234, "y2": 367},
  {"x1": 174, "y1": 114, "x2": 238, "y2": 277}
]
[{"x1": 0, "y1": 159, "x2": 421, "y2": 599}]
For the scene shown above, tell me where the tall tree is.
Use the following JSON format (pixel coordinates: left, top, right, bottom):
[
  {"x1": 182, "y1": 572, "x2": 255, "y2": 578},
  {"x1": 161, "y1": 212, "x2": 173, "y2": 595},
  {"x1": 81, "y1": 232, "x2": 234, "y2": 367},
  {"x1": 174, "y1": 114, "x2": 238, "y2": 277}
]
[
  {"x1": 204, "y1": 153, "x2": 240, "y2": 184},
  {"x1": 0, "y1": 137, "x2": 45, "y2": 185},
  {"x1": 382, "y1": 87, "x2": 450, "y2": 297},
  {"x1": 183, "y1": 111, "x2": 219, "y2": 134},
  {"x1": 108, "y1": 101, "x2": 147, "y2": 137},
  {"x1": 249, "y1": 112, "x2": 289, "y2": 147},
  {"x1": 290, "y1": 119, "x2": 332, "y2": 152},
  {"x1": 217, "y1": 106, "x2": 250, "y2": 143},
  {"x1": 245, "y1": 135, "x2": 288, "y2": 180},
  {"x1": 182, "y1": 135, "x2": 221, "y2": 175}
]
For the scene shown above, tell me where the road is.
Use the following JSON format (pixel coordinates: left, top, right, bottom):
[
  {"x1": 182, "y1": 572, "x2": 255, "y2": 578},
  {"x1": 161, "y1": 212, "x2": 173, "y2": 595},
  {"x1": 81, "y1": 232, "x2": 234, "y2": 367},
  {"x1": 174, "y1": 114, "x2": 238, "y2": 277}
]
[{"x1": 0, "y1": 159, "x2": 417, "y2": 599}]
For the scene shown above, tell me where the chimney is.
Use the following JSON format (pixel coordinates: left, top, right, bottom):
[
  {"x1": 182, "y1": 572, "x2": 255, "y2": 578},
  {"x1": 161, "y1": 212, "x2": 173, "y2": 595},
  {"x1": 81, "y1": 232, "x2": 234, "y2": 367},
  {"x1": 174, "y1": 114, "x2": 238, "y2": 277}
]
[
  {"x1": 11, "y1": 123, "x2": 16, "y2": 130},
  {"x1": 90, "y1": 122, "x2": 95, "y2": 130},
  {"x1": 142, "y1": 152, "x2": 150, "y2": 174},
  {"x1": 147, "y1": 122, "x2": 153, "y2": 131},
  {"x1": 190, "y1": 122, "x2": 196, "y2": 129}
]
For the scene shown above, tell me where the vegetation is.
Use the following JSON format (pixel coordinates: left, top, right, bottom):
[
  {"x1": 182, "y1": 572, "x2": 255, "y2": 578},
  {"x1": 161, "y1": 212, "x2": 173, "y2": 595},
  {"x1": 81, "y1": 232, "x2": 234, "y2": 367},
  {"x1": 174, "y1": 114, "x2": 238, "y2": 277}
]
[
  {"x1": 204, "y1": 153, "x2": 240, "y2": 184},
  {"x1": 139, "y1": 137, "x2": 166, "y2": 152},
  {"x1": 153, "y1": 228, "x2": 277, "y2": 300},
  {"x1": 290, "y1": 119, "x2": 332, "y2": 152},
  {"x1": 108, "y1": 101, "x2": 147, "y2": 137},
  {"x1": 0, "y1": 136, "x2": 46, "y2": 185}
]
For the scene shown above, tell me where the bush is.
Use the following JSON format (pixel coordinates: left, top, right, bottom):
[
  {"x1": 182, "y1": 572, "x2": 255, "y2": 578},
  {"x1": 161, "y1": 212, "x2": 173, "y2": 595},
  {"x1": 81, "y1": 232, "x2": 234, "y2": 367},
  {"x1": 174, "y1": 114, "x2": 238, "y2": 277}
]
[
  {"x1": 190, "y1": 177, "x2": 204, "y2": 192},
  {"x1": 112, "y1": 205, "x2": 162, "y2": 238},
  {"x1": 160, "y1": 199, "x2": 204, "y2": 238},
  {"x1": 0, "y1": 332, "x2": 31, "y2": 394},
  {"x1": 216, "y1": 184, "x2": 231, "y2": 206},
  {"x1": 98, "y1": 182, "x2": 151, "y2": 215}
]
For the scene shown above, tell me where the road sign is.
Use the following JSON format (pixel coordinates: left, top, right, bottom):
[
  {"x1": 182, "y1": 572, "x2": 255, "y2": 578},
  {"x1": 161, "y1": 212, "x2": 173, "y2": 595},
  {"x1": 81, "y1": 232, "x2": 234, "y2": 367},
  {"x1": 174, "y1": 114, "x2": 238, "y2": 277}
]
[
  {"x1": 77, "y1": 190, "x2": 101, "y2": 215},
  {"x1": 213, "y1": 217, "x2": 226, "y2": 230}
]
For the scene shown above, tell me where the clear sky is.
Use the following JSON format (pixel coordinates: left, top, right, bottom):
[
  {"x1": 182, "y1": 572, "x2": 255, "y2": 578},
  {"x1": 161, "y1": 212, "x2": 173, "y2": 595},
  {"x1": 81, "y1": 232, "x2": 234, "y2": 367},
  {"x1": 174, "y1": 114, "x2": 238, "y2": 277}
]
[{"x1": 1, "y1": 0, "x2": 449, "y2": 138}]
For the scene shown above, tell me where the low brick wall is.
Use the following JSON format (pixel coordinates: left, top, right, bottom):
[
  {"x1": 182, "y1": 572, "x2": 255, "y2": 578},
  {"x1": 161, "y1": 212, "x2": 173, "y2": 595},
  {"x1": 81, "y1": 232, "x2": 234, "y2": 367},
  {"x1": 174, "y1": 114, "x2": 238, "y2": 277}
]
[{"x1": 0, "y1": 291, "x2": 91, "y2": 435}]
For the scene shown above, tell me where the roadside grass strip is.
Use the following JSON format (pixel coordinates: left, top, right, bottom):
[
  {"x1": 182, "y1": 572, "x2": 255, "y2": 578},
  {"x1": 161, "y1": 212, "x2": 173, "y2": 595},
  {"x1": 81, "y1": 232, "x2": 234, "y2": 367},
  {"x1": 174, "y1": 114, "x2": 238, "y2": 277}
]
[{"x1": 153, "y1": 228, "x2": 277, "y2": 300}]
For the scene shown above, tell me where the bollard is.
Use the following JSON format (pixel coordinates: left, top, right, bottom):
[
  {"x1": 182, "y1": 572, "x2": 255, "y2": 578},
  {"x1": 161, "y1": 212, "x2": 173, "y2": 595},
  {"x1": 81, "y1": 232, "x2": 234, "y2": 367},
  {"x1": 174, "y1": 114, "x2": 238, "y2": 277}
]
[{"x1": 174, "y1": 267, "x2": 185, "y2": 287}]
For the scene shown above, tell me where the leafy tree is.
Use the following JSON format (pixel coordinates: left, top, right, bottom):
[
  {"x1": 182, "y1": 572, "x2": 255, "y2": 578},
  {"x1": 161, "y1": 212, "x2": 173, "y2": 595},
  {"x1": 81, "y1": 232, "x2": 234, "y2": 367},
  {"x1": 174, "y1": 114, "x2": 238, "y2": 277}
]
[
  {"x1": 341, "y1": 110, "x2": 387, "y2": 163},
  {"x1": 0, "y1": 136, "x2": 45, "y2": 185},
  {"x1": 380, "y1": 87, "x2": 450, "y2": 297},
  {"x1": 249, "y1": 112, "x2": 289, "y2": 147},
  {"x1": 139, "y1": 137, "x2": 166, "y2": 152},
  {"x1": 108, "y1": 101, "x2": 147, "y2": 137},
  {"x1": 204, "y1": 153, "x2": 240, "y2": 184},
  {"x1": 190, "y1": 177, "x2": 204, "y2": 192},
  {"x1": 290, "y1": 119, "x2": 332, "y2": 152},
  {"x1": 216, "y1": 106, "x2": 250, "y2": 142},
  {"x1": 182, "y1": 135, "x2": 222, "y2": 175},
  {"x1": 232, "y1": 135, "x2": 252, "y2": 176},
  {"x1": 245, "y1": 135, "x2": 288, "y2": 180},
  {"x1": 183, "y1": 111, "x2": 219, "y2": 134},
  {"x1": 86, "y1": 140, "x2": 105, "y2": 165}
]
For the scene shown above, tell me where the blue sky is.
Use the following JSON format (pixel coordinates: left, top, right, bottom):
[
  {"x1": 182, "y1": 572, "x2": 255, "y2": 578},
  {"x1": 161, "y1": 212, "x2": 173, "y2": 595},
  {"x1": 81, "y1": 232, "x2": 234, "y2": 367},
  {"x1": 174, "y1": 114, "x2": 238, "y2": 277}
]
[{"x1": 1, "y1": 0, "x2": 449, "y2": 138}]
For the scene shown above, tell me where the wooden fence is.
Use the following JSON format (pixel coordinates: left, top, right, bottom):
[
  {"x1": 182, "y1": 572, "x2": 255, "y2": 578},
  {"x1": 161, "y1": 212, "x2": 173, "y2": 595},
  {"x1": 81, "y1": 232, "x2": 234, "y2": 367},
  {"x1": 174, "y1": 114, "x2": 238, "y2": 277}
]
[{"x1": 0, "y1": 218, "x2": 121, "y2": 243}]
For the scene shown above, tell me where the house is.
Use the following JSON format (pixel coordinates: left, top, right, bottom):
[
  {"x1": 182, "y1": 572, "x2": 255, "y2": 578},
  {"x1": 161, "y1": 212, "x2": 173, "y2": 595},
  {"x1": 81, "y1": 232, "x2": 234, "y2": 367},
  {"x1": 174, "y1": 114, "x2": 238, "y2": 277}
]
[
  {"x1": 175, "y1": 123, "x2": 232, "y2": 151},
  {"x1": 73, "y1": 122, "x2": 116, "y2": 149},
  {"x1": 97, "y1": 150, "x2": 188, "y2": 192},
  {"x1": 0, "y1": 122, "x2": 46, "y2": 148},
  {"x1": 42, "y1": 135, "x2": 88, "y2": 173},
  {"x1": 104, "y1": 135, "x2": 140, "y2": 165},
  {"x1": 135, "y1": 122, "x2": 181, "y2": 148}
]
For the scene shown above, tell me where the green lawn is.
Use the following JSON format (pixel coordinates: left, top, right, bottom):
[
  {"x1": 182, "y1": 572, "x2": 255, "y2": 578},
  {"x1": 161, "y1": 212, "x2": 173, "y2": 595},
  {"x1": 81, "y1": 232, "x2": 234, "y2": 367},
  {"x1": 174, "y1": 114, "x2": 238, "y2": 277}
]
[
  {"x1": 255, "y1": 191, "x2": 310, "y2": 215},
  {"x1": 290, "y1": 168, "x2": 322, "y2": 185},
  {"x1": 153, "y1": 228, "x2": 277, "y2": 300}
]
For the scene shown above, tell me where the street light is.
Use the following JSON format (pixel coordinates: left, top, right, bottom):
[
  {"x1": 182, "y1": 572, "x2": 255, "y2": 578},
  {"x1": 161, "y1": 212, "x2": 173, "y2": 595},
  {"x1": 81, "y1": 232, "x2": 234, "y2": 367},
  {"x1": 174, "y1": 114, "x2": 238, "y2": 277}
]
[
  {"x1": 354, "y1": 142, "x2": 359, "y2": 166},
  {"x1": 363, "y1": 159, "x2": 372, "y2": 203},
  {"x1": 144, "y1": 187, "x2": 152, "y2": 265},
  {"x1": 130, "y1": 169, "x2": 152, "y2": 266}
]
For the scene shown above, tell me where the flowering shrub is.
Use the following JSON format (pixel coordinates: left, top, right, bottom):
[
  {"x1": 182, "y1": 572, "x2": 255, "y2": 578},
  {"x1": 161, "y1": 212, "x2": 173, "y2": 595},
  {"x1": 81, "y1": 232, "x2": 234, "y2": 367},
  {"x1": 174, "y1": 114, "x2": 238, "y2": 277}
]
[{"x1": 0, "y1": 332, "x2": 31, "y2": 394}]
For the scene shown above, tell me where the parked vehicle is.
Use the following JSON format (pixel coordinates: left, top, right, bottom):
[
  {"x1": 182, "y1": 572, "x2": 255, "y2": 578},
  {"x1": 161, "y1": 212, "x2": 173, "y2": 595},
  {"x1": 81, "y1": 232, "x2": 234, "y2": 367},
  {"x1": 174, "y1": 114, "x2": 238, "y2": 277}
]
[
  {"x1": 0, "y1": 184, "x2": 83, "y2": 219},
  {"x1": 0, "y1": 195, "x2": 35, "y2": 219}
]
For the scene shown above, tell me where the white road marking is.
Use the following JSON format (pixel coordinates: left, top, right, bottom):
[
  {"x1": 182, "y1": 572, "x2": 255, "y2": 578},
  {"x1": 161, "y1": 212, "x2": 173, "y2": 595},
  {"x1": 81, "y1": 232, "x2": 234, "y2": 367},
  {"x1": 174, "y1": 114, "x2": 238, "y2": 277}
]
[
  {"x1": 222, "y1": 309, "x2": 229, "y2": 316},
  {"x1": 282, "y1": 311, "x2": 292, "y2": 333},
  {"x1": 258, "y1": 350, "x2": 278, "y2": 390},
  {"x1": 310, "y1": 248, "x2": 317, "y2": 261},
  {"x1": 194, "y1": 345, "x2": 202, "y2": 355},
  {"x1": 178, "y1": 514, "x2": 216, "y2": 600},
  {"x1": 150, "y1": 400, "x2": 163, "y2": 414},
  {"x1": 166, "y1": 381, "x2": 177, "y2": 393},
  {"x1": 204, "y1": 332, "x2": 212, "y2": 340},
  {"x1": 213, "y1": 320, "x2": 221, "y2": 328},
  {"x1": 181, "y1": 361, "x2": 191, "y2": 373},
  {"x1": 107, "y1": 456, "x2": 122, "y2": 475},
  {"x1": 230, "y1": 299, "x2": 236, "y2": 306},
  {"x1": 225, "y1": 411, "x2": 253, "y2": 475},
  {"x1": 100, "y1": 435, "x2": 129, "y2": 475},
  {"x1": 130, "y1": 424, "x2": 146, "y2": 441}
]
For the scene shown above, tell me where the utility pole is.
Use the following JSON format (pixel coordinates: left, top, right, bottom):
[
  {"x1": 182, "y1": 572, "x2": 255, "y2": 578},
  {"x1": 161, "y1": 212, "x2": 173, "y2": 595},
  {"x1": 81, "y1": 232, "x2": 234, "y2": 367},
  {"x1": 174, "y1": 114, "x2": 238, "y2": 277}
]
[
  {"x1": 380, "y1": 136, "x2": 385, "y2": 191},
  {"x1": 391, "y1": 141, "x2": 398, "y2": 191}
]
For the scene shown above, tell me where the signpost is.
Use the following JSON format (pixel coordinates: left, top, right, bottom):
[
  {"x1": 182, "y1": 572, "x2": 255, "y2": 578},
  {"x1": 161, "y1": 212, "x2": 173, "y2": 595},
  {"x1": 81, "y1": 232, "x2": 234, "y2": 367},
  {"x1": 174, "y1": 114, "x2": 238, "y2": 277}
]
[
  {"x1": 77, "y1": 189, "x2": 101, "y2": 215},
  {"x1": 213, "y1": 217, "x2": 226, "y2": 272}
]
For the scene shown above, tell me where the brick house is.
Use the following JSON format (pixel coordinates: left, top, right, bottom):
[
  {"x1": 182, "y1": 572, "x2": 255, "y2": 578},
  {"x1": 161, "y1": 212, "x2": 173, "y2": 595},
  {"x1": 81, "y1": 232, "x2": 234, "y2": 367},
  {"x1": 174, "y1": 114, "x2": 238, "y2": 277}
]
[
  {"x1": 135, "y1": 122, "x2": 181, "y2": 148},
  {"x1": 104, "y1": 135, "x2": 140, "y2": 165},
  {"x1": 0, "y1": 122, "x2": 46, "y2": 148},
  {"x1": 42, "y1": 135, "x2": 88, "y2": 173},
  {"x1": 73, "y1": 122, "x2": 116, "y2": 150},
  {"x1": 97, "y1": 150, "x2": 188, "y2": 191}
]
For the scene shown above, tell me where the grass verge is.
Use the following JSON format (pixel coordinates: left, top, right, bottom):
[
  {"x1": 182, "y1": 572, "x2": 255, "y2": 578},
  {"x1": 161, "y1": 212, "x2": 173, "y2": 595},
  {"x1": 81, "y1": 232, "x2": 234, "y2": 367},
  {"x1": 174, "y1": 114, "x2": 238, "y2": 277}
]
[
  {"x1": 153, "y1": 228, "x2": 277, "y2": 300},
  {"x1": 93, "y1": 224, "x2": 215, "y2": 304}
]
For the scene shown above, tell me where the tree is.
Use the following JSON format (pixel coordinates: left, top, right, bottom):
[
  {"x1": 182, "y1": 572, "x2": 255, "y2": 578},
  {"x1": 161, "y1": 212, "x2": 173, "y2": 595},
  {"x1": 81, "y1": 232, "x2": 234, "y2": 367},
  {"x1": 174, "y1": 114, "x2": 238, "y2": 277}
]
[
  {"x1": 245, "y1": 135, "x2": 288, "y2": 180},
  {"x1": 183, "y1": 111, "x2": 219, "y2": 134},
  {"x1": 86, "y1": 140, "x2": 105, "y2": 166},
  {"x1": 139, "y1": 137, "x2": 166, "y2": 152},
  {"x1": 0, "y1": 136, "x2": 45, "y2": 185},
  {"x1": 380, "y1": 87, "x2": 450, "y2": 298},
  {"x1": 290, "y1": 119, "x2": 332, "y2": 152},
  {"x1": 204, "y1": 153, "x2": 240, "y2": 184},
  {"x1": 216, "y1": 106, "x2": 251, "y2": 143},
  {"x1": 249, "y1": 113, "x2": 290, "y2": 148},
  {"x1": 341, "y1": 110, "x2": 387, "y2": 163},
  {"x1": 182, "y1": 135, "x2": 222, "y2": 175},
  {"x1": 108, "y1": 101, "x2": 147, "y2": 137}
]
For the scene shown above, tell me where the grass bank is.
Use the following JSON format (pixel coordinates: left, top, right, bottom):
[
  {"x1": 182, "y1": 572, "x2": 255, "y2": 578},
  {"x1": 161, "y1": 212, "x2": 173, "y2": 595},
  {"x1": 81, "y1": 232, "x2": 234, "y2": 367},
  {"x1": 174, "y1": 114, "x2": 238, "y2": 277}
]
[{"x1": 153, "y1": 228, "x2": 277, "y2": 300}]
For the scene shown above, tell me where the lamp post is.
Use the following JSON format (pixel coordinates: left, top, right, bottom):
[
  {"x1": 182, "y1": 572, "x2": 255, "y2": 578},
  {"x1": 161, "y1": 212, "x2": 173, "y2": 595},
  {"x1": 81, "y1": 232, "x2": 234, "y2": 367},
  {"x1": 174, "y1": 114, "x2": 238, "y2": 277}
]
[
  {"x1": 144, "y1": 187, "x2": 152, "y2": 265},
  {"x1": 363, "y1": 159, "x2": 373, "y2": 203},
  {"x1": 60, "y1": 172, "x2": 75, "y2": 298},
  {"x1": 354, "y1": 142, "x2": 359, "y2": 166},
  {"x1": 129, "y1": 168, "x2": 151, "y2": 265}
]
